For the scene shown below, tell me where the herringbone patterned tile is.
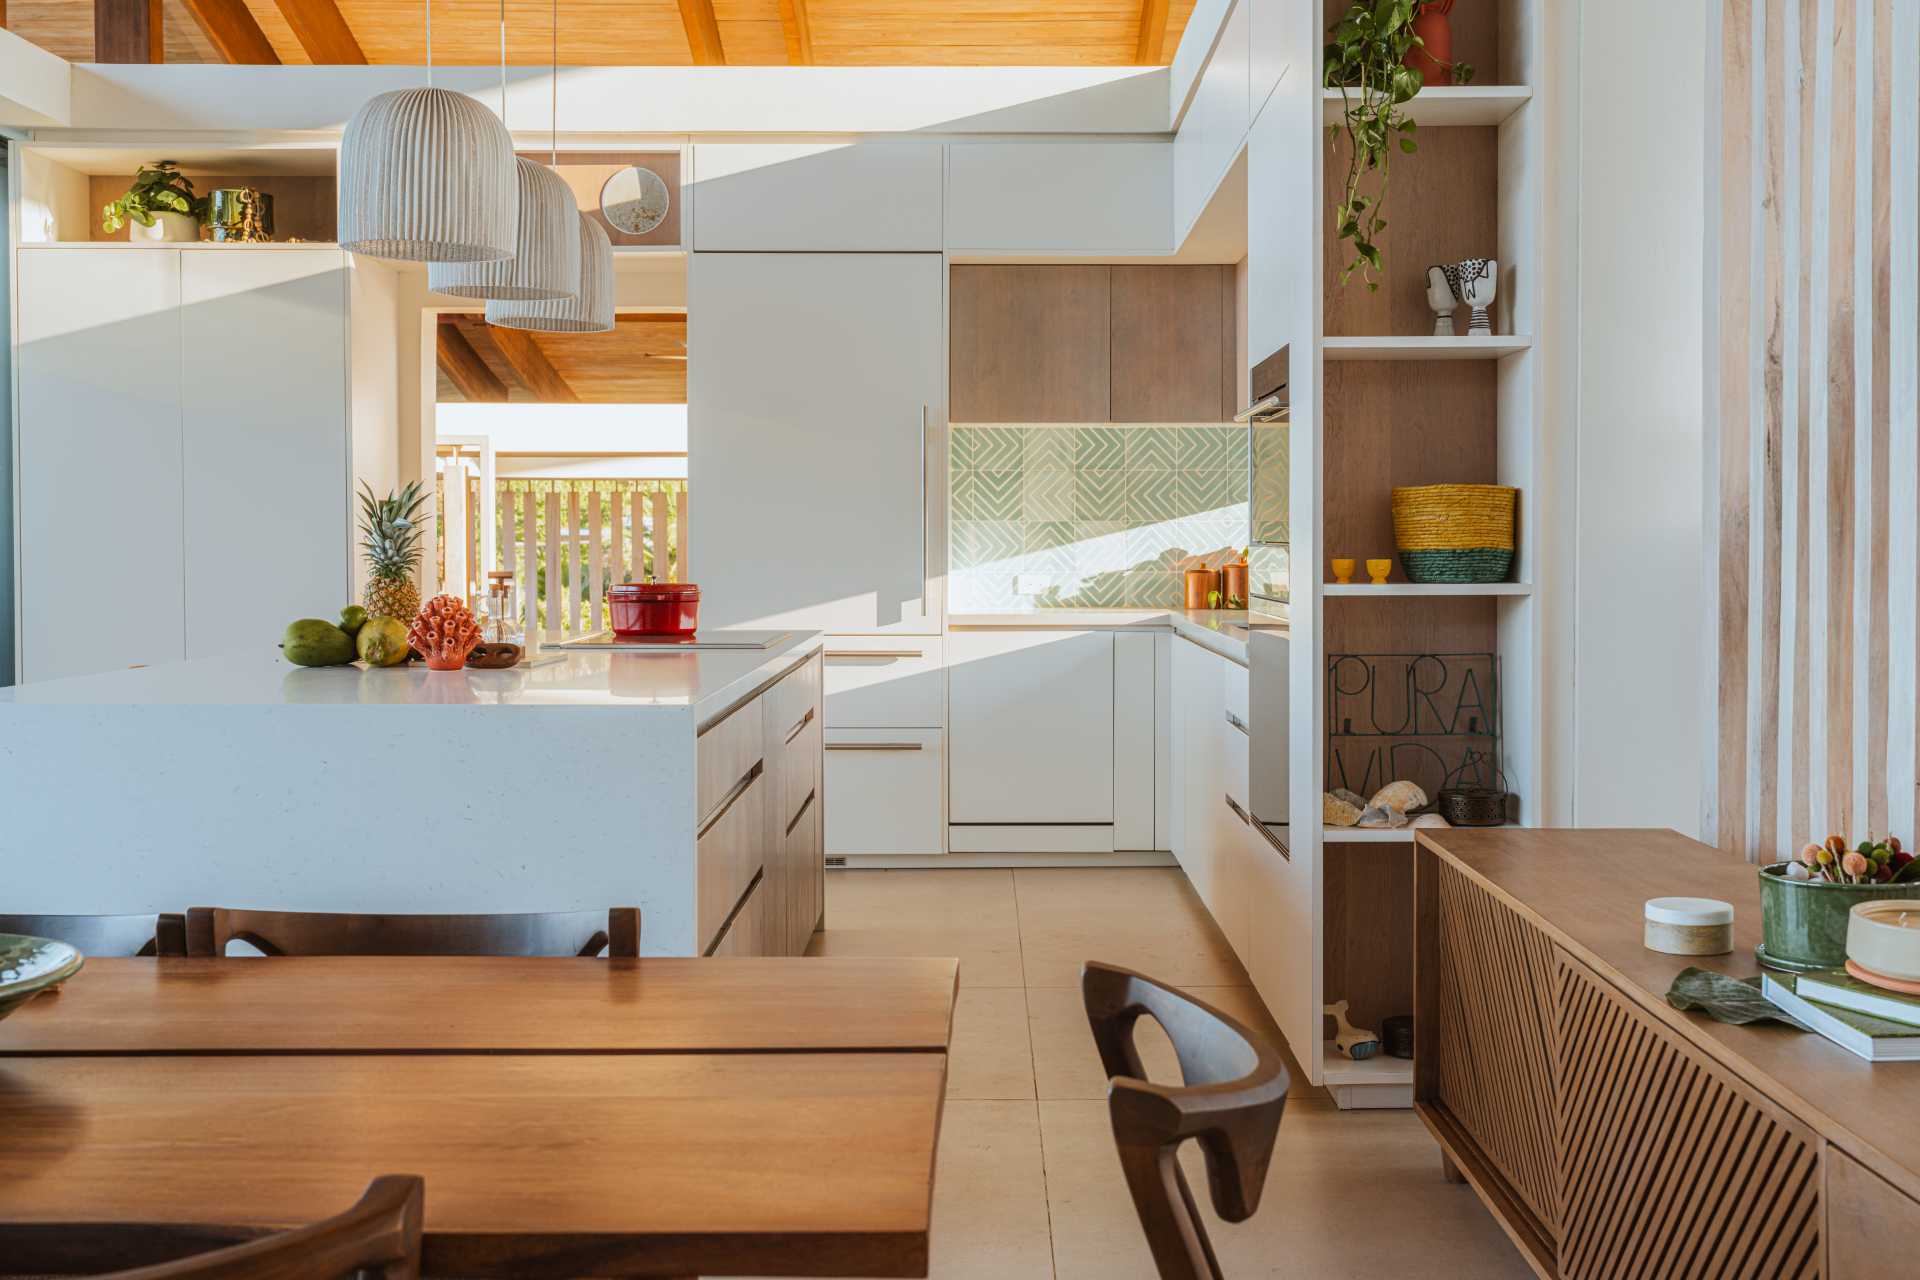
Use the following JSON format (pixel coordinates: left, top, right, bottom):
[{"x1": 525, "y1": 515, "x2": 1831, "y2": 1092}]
[
  {"x1": 1022, "y1": 469, "x2": 1075, "y2": 522},
  {"x1": 1074, "y1": 427, "x2": 1125, "y2": 471}
]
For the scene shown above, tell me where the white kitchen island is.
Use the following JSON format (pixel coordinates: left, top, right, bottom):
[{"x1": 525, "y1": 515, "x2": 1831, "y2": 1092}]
[{"x1": 0, "y1": 633, "x2": 826, "y2": 957}]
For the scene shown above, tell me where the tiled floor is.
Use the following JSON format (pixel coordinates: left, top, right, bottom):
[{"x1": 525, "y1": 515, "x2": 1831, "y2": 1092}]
[{"x1": 807, "y1": 867, "x2": 1532, "y2": 1280}]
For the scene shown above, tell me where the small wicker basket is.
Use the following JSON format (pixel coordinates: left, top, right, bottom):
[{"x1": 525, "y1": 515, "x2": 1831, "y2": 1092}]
[{"x1": 1391, "y1": 484, "x2": 1518, "y2": 583}]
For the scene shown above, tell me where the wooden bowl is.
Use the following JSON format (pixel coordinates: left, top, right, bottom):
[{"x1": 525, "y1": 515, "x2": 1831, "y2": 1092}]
[{"x1": 465, "y1": 643, "x2": 523, "y2": 670}]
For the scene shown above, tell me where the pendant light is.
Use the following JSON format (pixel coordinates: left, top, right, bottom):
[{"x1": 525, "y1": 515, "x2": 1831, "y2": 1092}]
[
  {"x1": 486, "y1": 0, "x2": 614, "y2": 333},
  {"x1": 338, "y1": 0, "x2": 517, "y2": 263},
  {"x1": 427, "y1": 0, "x2": 580, "y2": 299}
]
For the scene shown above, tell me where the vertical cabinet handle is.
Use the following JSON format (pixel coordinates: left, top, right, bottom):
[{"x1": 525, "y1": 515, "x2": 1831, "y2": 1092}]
[{"x1": 920, "y1": 404, "x2": 929, "y2": 599}]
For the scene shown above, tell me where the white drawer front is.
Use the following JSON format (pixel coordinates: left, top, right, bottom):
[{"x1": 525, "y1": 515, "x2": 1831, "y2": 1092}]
[
  {"x1": 1223, "y1": 714, "x2": 1250, "y2": 813},
  {"x1": 1224, "y1": 659, "x2": 1250, "y2": 727},
  {"x1": 825, "y1": 728, "x2": 945, "y2": 856},
  {"x1": 822, "y1": 636, "x2": 945, "y2": 728}
]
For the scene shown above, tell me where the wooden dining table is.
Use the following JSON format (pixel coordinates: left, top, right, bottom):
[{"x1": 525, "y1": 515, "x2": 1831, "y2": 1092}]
[{"x1": 0, "y1": 955, "x2": 959, "y2": 1279}]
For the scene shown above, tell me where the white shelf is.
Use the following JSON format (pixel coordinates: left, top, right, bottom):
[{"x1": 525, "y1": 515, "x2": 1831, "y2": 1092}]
[
  {"x1": 1322, "y1": 335, "x2": 1533, "y2": 361},
  {"x1": 1322, "y1": 84, "x2": 1532, "y2": 127},
  {"x1": 1321, "y1": 1047, "x2": 1415, "y2": 1087},
  {"x1": 1322, "y1": 826, "x2": 1417, "y2": 843},
  {"x1": 1322, "y1": 582, "x2": 1532, "y2": 597}
]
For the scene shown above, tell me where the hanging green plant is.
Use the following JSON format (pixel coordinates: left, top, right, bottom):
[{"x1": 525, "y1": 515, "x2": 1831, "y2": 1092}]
[{"x1": 1324, "y1": 1, "x2": 1474, "y2": 290}]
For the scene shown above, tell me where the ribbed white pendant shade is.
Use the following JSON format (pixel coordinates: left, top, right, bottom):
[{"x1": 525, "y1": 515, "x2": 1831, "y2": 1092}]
[
  {"x1": 338, "y1": 87, "x2": 517, "y2": 263},
  {"x1": 427, "y1": 158, "x2": 581, "y2": 300},
  {"x1": 486, "y1": 215, "x2": 614, "y2": 333}
]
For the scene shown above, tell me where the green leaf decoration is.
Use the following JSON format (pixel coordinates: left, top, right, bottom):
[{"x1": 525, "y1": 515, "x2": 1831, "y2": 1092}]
[{"x1": 1664, "y1": 967, "x2": 1810, "y2": 1031}]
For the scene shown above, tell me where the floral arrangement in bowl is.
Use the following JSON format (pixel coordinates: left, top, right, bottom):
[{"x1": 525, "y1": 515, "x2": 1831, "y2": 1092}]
[{"x1": 1783, "y1": 833, "x2": 1917, "y2": 885}]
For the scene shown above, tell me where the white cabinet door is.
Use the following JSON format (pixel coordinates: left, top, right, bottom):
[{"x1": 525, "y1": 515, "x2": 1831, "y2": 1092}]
[
  {"x1": 948, "y1": 630, "x2": 1114, "y2": 824},
  {"x1": 15, "y1": 248, "x2": 185, "y2": 681},
  {"x1": 1171, "y1": 636, "x2": 1222, "y2": 890},
  {"x1": 692, "y1": 143, "x2": 944, "y2": 251},
  {"x1": 1248, "y1": 0, "x2": 1286, "y2": 123},
  {"x1": 1113, "y1": 631, "x2": 1158, "y2": 849},
  {"x1": 946, "y1": 143, "x2": 1173, "y2": 253},
  {"x1": 822, "y1": 636, "x2": 944, "y2": 728},
  {"x1": 689, "y1": 253, "x2": 941, "y2": 633},
  {"x1": 180, "y1": 249, "x2": 351, "y2": 658},
  {"x1": 825, "y1": 728, "x2": 945, "y2": 856}
]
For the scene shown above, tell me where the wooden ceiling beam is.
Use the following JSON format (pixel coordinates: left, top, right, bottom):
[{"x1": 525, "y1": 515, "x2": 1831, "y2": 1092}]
[
  {"x1": 487, "y1": 325, "x2": 581, "y2": 404},
  {"x1": 95, "y1": 0, "x2": 163, "y2": 62},
  {"x1": 675, "y1": 0, "x2": 726, "y2": 65},
  {"x1": 272, "y1": 0, "x2": 366, "y2": 63},
  {"x1": 437, "y1": 323, "x2": 508, "y2": 404},
  {"x1": 178, "y1": 0, "x2": 280, "y2": 62},
  {"x1": 777, "y1": 0, "x2": 813, "y2": 65},
  {"x1": 1135, "y1": 0, "x2": 1169, "y2": 64}
]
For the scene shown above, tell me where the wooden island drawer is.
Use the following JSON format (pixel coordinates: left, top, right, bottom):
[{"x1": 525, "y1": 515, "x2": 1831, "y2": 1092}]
[
  {"x1": 698, "y1": 695, "x2": 765, "y2": 825},
  {"x1": 696, "y1": 766, "x2": 766, "y2": 953}
]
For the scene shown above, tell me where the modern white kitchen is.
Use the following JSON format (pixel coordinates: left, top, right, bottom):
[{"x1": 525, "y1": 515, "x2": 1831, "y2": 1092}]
[{"x1": 3, "y1": 1, "x2": 1917, "y2": 1278}]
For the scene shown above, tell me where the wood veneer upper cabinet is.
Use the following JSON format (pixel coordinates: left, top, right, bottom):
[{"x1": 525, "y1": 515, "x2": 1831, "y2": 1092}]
[
  {"x1": 949, "y1": 265, "x2": 1110, "y2": 423},
  {"x1": 1110, "y1": 265, "x2": 1233, "y2": 422}
]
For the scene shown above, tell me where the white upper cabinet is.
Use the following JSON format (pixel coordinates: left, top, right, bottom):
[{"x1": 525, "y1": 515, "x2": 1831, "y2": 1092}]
[
  {"x1": 688, "y1": 252, "x2": 942, "y2": 634},
  {"x1": 15, "y1": 248, "x2": 186, "y2": 682},
  {"x1": 690, "y1": 143, "x2": 945, "y2": 252},
  {"x1": 1174, "y1": 0, "x2": 1250, "y2": 241},
  {"x1": 946, "y1": 142, "x2": 1173, "y2": 253},
  {"x1": 948, "y1": 630, "x2": 1116, "y2": 825},
  {"x1": 180, "y1": 249, "x2": 351, "y2": 659}
]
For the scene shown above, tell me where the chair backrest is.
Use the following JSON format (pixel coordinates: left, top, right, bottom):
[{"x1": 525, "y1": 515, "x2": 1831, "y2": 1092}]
[
  {"x1": 0, "y1": 913, "x2": 186, "y2": 957},
  {"x1": 1082, "y1": 961, "x2": 1291, "y2": 1280},
  {"x1": 185, "y1": 907, "x2": 640, "y2": 958},
  {"x1": 98, "y1": 1174, "x2": 423, "y2": 1280}
]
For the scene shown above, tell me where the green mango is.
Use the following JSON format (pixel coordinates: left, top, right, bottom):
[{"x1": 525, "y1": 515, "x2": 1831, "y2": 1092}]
[{"x1": 282, "y1": 619, "x2": 356, "y2": 667}]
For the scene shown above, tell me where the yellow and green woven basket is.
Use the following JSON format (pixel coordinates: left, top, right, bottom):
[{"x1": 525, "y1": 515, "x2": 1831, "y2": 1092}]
[{"x1": 1391, "y1": 484, "x2": 1518, "y2": 584}]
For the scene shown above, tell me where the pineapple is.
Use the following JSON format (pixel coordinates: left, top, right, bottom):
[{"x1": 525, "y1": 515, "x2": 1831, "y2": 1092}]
[{"x1": 358, "y1": 480, "x2": 429, "y2": 621}]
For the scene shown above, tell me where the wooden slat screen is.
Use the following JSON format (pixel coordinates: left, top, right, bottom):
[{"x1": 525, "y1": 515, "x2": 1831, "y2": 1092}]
[
  {"x1": 487, "y1": 479, "x2": 690, "y2": 639},
  {"x1": 1708, "y1": 0, "x2": 1919, "y2": 861}
]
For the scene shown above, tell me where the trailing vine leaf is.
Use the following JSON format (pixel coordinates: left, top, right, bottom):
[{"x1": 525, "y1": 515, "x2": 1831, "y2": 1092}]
[{"x1": 1324, "y1": 1, "x2": 1470, "y2": 290}]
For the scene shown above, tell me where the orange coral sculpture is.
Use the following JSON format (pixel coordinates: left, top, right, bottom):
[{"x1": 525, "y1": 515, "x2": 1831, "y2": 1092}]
[{"x1": 410, "y1": 594, "x2": 484, "y2": 671}]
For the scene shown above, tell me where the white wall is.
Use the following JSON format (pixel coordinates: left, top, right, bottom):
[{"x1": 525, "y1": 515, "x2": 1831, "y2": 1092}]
[
  {"x1": 1568, "y1": 0, "x2": 1708, "y2": 832},
  {"x1": 0, "y1": 153, "x2": 11, "y2": 686}
]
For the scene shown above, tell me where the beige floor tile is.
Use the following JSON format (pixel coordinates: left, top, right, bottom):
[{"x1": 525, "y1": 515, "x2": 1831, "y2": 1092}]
[
  {"x1": 1013, "y1": 868, "x2": 1251, "y2": 989},
  {"x1": 946, "y1": 986, "x2": 1036, "y2": 1100},
  {"x1": 926, "y1": 1101, "x2": 1056, "y2": 1280},
  {"x1": 1026, "y1": 984, "x2": 1329, "y2": 1104},
  {"x1": 1039, "y1": 1100, "x2": 1531, "y2": 1280},
  {"x1": 808, "y1": 869, "x2": 1025, "y2": 987}
]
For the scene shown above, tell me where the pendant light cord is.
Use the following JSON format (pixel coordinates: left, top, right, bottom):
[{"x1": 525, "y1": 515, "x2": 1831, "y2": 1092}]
[
  {"x1": 425, "y1": 0, "x2": 432, "y2": 85},
  {"x1": 499, "y1": 0, "x2": 507, "y2": 120},
  {"x1": 550, "y1": 0, "x2": 558, "y2": 166}
]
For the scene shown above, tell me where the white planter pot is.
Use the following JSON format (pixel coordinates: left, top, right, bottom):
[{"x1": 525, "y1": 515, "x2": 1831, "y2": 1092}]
[{"x1": 130, "y1": 211, "x2": 200, "y2": 243}]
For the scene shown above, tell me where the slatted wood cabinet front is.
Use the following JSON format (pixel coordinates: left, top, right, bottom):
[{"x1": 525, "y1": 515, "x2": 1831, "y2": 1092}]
[{"x1": 1415, "y1": 848, "x2": 1913, "y2": 1280}]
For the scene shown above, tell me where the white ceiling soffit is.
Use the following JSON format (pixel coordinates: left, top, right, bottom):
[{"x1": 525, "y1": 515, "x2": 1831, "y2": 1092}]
[
  {"x1": 0, "y1": 29, "x2": 72, "y2": 129},
  {"x1": 57, "y1": 65, "x2": 1174, "y2": 139}
]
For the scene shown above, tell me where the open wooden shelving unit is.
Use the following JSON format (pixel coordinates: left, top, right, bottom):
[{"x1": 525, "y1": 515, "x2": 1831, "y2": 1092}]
[{"x1": 1305, "y1": 0, "x2": 1543, "y2": 1106}]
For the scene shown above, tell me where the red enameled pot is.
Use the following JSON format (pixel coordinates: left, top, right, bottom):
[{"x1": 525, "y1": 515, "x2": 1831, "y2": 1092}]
[{"x1": 607, "y1": 582, "x2": 700, "y2": 637}]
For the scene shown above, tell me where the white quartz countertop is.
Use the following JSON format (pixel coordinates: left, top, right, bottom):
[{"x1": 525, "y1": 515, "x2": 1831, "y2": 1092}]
[
  {"x1": 947, "y1": 608, "x2": 1283, "y2": 665},
  {"x1": 0, "y1": 631, "x2": 823, "y2": 718}
]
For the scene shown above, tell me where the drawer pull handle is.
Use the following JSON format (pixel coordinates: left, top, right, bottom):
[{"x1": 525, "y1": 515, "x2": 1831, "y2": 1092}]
[
  {"x1": 1227, "y1": 795, "x2": 1292, "y2": 861},
  {"x1": 1225, "y1": 710, "x2": 1250, "y2": 735},
  {"x1": 1224, "y1": 794, "x2": 1252, "y2": 826},
  {"x1": 786, "y1": 788, "x2": 818, "y2": 836},
  {"x1": 824, "y1": 650, "x2": 925, "y2": 660},
  {"x1": 697, "y1": 760, "x2": 763, "y2": 838},
  {"x1": 784, "y1": 706, "x2": 816, "y2": 745},
  {"x1": 826, "y1": 742, "x2": 924, "y2": 752}
]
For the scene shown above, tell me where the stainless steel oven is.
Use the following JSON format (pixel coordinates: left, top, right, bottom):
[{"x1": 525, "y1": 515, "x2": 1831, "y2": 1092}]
[{"x1": 1237, "y1": 345, "x2": 1291, "y2": 853}]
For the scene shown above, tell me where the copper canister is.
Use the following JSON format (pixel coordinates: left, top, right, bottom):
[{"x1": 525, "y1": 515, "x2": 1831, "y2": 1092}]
[
  {"x1": 1183, "y1": 567, "x2": 1219, "y2": 610},
  {"x1": 1220, "y1": 562, "x2": 1249, "y2": 608}
]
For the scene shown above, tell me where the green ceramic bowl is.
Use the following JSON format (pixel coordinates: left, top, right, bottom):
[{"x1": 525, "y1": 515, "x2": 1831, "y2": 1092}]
[
  {"x1": 1756, "y1": 864, "x2": 1916, "y2": 971},
  {"x1": 0, "y1": 934, "x2": 84, "y2": 1023}
]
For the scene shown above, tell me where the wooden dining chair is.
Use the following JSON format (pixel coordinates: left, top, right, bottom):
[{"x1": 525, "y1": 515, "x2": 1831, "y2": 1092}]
[
  {"x1": 96, "y1": 1174, "x2": 423, "y2": 1280},
  {"x1": 1082, "y1": 961, "x2": 1291, "y2": 1280},
  {"x1": 0, "y1": 913, "x2": 186, "y2": 957},
  {"x1": 184, "y1": 907, "x2": 641, "y2": 958}
]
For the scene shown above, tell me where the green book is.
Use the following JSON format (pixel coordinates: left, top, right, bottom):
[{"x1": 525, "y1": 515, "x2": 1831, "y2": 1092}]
[
  {"x1": 1794, "y1": 968, "x2": 1920, "y2": 1028},
  {"x1": 1762, "y1": 973, "x2": 1920, "y2": 1062}
]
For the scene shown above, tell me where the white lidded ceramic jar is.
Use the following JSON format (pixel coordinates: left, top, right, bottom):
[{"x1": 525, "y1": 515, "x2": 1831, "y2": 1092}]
[{"x1": 1644, "y1": 896, "x2": 1735, "y2": 956}]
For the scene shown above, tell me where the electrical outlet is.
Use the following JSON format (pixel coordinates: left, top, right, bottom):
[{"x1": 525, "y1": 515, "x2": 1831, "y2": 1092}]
[{"x1": 1015, "y1": 573, "x2": 1053, "y2": 595}]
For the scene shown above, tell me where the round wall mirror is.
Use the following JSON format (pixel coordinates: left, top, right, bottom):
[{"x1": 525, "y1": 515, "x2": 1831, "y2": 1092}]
[{"x1": 600, "y1": 165, "x2": 671, "y2": 235}]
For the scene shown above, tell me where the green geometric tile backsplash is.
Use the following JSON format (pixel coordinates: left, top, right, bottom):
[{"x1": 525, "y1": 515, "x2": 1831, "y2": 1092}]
[{"x1": 951, "y1": 424, "x2": 1249, "y2": 610}]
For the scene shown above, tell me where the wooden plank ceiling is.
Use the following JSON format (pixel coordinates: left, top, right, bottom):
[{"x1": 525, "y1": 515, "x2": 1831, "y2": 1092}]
[
  {"x1": 10, "y1": 0, "x2": 1200, "y2": 65},
  {"x1": 436, "y1": 313, "x2": 687, "y2": 405}
]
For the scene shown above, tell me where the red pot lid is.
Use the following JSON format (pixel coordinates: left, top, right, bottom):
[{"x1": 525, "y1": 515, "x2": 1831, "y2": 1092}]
[{"x1": 608, "y1": 581, "x2": 700, "y2": 598}]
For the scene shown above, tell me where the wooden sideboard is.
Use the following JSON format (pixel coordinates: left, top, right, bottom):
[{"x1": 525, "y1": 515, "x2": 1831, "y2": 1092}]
[{"x1": 1414, "y1": 829, "x2": 1920, "y2": 1280}]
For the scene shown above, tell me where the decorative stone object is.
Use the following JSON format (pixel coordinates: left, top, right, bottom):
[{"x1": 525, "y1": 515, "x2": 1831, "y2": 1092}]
[
  {"x1": 1331, "y1": 787, "x2": 1367, "y2": 810},
  {"x1": 1410, "y1": 813, "x2": 1452, "y2": 829},
  {"x1": 1324, "y1": 793, "x2": 1362, "y2": 827},
  {"x1": 1357, "y1": 804, "x2": 1411, "y2": 830},
  {"x1": 1644, "y1": 897, "x2": 1735, "y2": 956},
  {"x1": 1369, "y1": 780, "x2": 1429, "y2": 814}
]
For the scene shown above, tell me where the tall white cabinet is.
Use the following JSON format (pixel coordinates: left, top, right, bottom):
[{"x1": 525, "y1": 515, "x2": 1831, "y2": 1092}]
[
  {"x1": 687, "y1": 252, "x2": 943, "y2": 635},
  {"x1": 13, "y1": 246, "x2": 355, "y2": 683}
]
